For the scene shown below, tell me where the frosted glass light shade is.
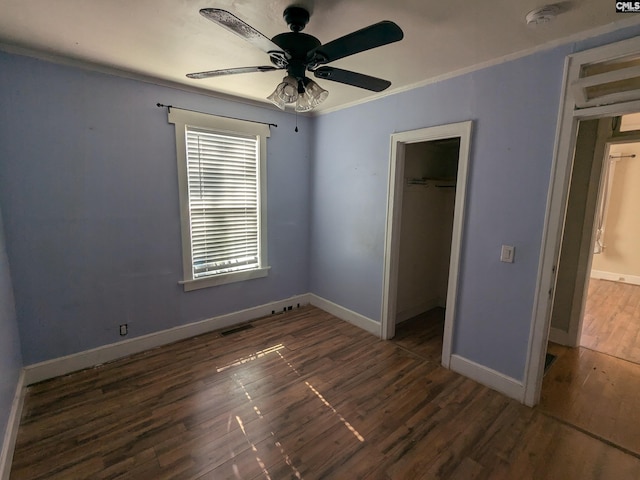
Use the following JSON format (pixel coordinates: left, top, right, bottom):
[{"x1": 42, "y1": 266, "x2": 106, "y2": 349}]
[
  {"x1": 305, "y1": 80, "x2": 328, "y2": 106},
  {"x1": 267, "y1": 76, "x2": 299, "y2": 110}
]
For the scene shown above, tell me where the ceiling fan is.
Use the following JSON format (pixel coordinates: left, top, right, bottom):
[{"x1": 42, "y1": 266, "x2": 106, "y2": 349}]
[{"x1": 186, "y1": 6, "x2": 404, "y2": 111}]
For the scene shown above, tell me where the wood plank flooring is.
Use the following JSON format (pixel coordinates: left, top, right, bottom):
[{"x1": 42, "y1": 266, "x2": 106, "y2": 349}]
[
  {"x1": 539, "y1": 343, "x2": 640, "y2": 457},
  {"x1": 391, "y1": 307, "x2": 445, "y2": 362},
  {"x1": 581, "y1": 278, "x2": 640, "y2": 364},
  {"x1": 537, "y1": 278, "x2": 640, "y2": 471},
  {"x1": 11, "y1": 306, "x2": 640, "y2": 479}
]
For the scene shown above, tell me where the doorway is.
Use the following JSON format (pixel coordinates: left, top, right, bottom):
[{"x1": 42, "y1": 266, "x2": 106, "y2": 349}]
[
  {"x1": 548, "y1": 114, "x2": 640, "y2": 357},
  {"x1": 381, "y1": 121, "x2": 472, "y2": 370},
  {"x1": 536, "y1": 114, "x2": 640, "y2": 456},
  {"x1": 581, "y1": 138, "x2": 640, "y2": 363},
  {"x1": 524, "y1": 35, "x2": 640, "y2": 407}
]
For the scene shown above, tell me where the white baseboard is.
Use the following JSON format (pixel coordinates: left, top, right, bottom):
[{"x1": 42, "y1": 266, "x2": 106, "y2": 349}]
[
  {"x1": 23, "y1": 294, "x2": 310, "y2": 385},
  {"x1": 590, "y1": 270, "x2": 640, "y2": 286},
  {"x1": 1, "y1": 371, "x2": 25, "y2": 480},
  {"x1": 308, "y1": 294, "x2": 381, "y2": 337},
  {"x1": 549, "y1": 327, "x2": 575, "y2": 346},
  {"x1": 396, "y1": 297, "x2": 444, "y2": 323},
  {"x1": 449, "y1": 354, "x2": 524, "y2": 402}
]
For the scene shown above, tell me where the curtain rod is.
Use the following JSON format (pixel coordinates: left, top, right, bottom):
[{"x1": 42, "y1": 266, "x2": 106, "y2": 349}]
[{"x1": 156, "y1": 103, "x2": 277, "y2": 128}]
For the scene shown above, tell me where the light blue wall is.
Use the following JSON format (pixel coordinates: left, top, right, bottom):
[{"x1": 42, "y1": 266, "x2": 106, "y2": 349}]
[
  {"x1": 310, "y1": 25, "x2": 640, "y2": 381},
  {"x1": 2, "y1": 22, "x2": 640, "y2": 381},
  {"x1": 0, "y1": 206, "x2": 23, "y2": 448},
  {"x1": 0, "y1": 52, "x2": 312, "y2": 365}
]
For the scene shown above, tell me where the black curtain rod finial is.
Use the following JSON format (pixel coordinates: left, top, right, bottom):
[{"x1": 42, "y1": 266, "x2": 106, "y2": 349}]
[{"x1": 157, "y1": 102, "x2": 172, "y2": 112}]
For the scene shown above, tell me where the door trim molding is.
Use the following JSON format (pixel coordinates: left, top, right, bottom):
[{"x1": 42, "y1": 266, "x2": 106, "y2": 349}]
[
  {"x1": 524, "y1": 36, "x2": 640, "y2": 407},
  {"x1": 381, "y1": 121, "x2": 473, "y2": 371}
]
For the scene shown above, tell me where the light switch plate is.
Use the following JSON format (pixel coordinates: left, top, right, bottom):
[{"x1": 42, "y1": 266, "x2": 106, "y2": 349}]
[{"x1": 500, "y1": 245, "x2": 515, "y2": 263}]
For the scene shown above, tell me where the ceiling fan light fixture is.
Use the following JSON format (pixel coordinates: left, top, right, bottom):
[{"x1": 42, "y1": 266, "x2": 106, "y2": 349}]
[
  {"x1": 276, "y1": 75, "x2": 299, "y2": 103},
  {"x1": 295, "y1": 92, "x2": 314, "y2": 112},
  {"x1": 304, "y1": 79, "x2": 329, "y2": 107},
  {"x1": 267, "y1": 88, "x2": 287, "y2": 109},
  {"x1": 268, "y1": 75, "x2": 300, "y2": 109}
]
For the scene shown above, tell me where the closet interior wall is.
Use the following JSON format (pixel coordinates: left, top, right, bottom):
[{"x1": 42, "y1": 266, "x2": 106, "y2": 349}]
[{"x1": 396, "y1": 139, "x2": 459, "y2": 323}]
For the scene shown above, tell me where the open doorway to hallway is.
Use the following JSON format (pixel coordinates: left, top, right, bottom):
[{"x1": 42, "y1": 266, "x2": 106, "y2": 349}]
[
  {"x1": 539, "y1": 113, "x2": 640, "y2": 458},
  {"x1": 549, "y1": 114, "x2": 640, "y2": 359},
  {"x1": 582, "y1": 133, "x2": 640, "y2": 364}
]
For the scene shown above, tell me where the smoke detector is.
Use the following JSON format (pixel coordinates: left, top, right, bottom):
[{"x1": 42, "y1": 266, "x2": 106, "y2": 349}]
[{"x1": 526, "y1": 5, "x2": 561, "y2": 25}]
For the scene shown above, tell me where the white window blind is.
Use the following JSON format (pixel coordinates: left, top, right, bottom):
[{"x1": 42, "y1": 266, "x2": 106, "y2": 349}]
[
  {"x1": 169, "y1": 107, "x2": 270, "y2": 291},
  {"x1": 186, "y1": 127, "x2": 260, "y2": 278}
]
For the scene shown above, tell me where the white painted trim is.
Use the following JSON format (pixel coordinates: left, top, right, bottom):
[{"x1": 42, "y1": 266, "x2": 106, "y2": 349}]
[
  {"x1": 316, "y1": 17, "x2": 640, "y2": 116},
  {"x1": 308, "y1": 294, "x2": 380, "y2": 337},
  {"x1": 396, "y1": 297, "x2": 443, "y2": 324},
  {"x1": 381, "y1": 137, "x2": 406, "y2": 341},
  {"x1": 180, "y1": 267, "x2": 270, "y2": 291},
  {"x1": 449, "y1": 354, "x2": 524, "y2": 403},
  {"x1": 572, "y1": 65, "x2": 640, "y2": 108},
  {"x1": 23, "y1": 294, "x2": 310, "y2": 385},
  {"x1": 381, "y1": 121, "x2": 473, "y2": 373},
  {"x1": 0, "y1": 371, "x2": 25, "y2": 480},
  {"x1": 591, "y1": 270, "x2": 640, "y2": 286},
  {"x1": 548, "y1": 327, "x2": 574, "y2": 347},
  {"x1": 525, "y1": 36, "x2": 640, "y2": 407},
  {"x1": 168, "y1": 108, "x2": 271, "y2": 291},
  {"x1": 573, "y1": 99, "x2": 640, "y2": 119}
]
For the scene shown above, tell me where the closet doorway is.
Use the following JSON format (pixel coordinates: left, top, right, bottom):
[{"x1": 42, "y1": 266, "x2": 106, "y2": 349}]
[{"x1": 381, "y1": 121, "x2": 472, "y2": 369}]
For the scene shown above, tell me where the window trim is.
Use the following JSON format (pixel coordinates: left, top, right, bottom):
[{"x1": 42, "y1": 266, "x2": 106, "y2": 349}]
[{"x1": 169, "y1": 108, "x2": 270, "y2": 291}]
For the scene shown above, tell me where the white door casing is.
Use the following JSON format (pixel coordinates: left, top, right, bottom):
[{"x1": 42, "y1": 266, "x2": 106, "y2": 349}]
[
  {"x1": 524, "y1": 36, "x2": 640, "y2": 407},
  {"x1": 381, "y1": 121, "x2": 473, "y2": 370}
]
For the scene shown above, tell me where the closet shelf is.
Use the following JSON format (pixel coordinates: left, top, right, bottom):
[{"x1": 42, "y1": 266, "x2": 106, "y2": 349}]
[{"x1": 406, "y1": 177, "x2": 457, "y2": 188}]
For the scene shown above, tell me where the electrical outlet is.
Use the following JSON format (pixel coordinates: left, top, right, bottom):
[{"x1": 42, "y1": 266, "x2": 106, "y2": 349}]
[{"x1": 119, "y1": 324, "x2": 128, "y2": 336}]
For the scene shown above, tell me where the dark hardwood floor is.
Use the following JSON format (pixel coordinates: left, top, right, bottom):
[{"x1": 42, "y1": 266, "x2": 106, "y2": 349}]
[
  {"x1": 539, "y1": 343, "x2": 640, "y2": 458},
  {"x1": 537, "y1": 278, "x2": 640, "y2": 460},
  {"x1": 11, "y1": 306, "x2": 640, "y2": 479},
  {"x1": 391, "y1": 308, "x2": 445, "y2": 362}
]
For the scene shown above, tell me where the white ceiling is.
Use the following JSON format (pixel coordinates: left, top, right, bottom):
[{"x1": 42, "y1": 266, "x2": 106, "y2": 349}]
[{"x1": 0, "y1": 0, "x2": 638, "y2": 113}]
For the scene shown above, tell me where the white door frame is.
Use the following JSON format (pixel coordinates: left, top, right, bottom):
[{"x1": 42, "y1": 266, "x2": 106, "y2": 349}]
[
  {"x1": 524, "y1": 36, "x2": 640, "y2": 407},
  {"x1": 381, "y1": 121, "x2": 473, "y2": 369}
]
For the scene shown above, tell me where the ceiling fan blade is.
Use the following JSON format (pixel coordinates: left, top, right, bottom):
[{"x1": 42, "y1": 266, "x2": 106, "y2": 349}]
[
  {"x1": 187, "y1": 66, "x2": 280, "y2": 79},
  {"x1": 199, "y1": 8, "x2": 288, "y2": 59},
  {"x1": 309, "y1": 21, "x2": 403, "y2": 65},
  {"x1": 313, "y1": 67, "x2": 391, "y2": 92}
]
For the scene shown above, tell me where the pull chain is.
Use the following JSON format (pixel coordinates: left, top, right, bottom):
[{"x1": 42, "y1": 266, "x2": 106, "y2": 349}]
[{"x1": 295, "y1": 111, "x2": 298, "y2": 133}]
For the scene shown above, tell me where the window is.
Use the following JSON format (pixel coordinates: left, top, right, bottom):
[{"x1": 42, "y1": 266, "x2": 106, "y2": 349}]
[{"x1": 169, "y1": 108, "x2": 270, "y2": 291}]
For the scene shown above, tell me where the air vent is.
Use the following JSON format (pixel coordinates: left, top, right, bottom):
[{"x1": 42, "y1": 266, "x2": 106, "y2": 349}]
[{"x1": 220, "y1": 324, "x2": 254, "y2": 336}]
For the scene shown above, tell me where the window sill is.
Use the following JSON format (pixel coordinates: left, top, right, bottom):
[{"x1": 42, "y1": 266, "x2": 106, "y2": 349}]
[{"x1": 180, "y1": 267, "x2": 270, "y2": 292}]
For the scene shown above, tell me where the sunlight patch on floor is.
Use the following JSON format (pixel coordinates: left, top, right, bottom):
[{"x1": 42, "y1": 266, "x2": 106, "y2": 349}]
[{"x1": 216, "y1": 344, "x2": 285, "y2": 372}]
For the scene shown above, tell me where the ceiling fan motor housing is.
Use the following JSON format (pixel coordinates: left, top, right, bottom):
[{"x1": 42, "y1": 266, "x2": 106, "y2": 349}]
[
  {"x1": 270, "y1": 31, "x2": 320, "y2": 79},
  {"x1": 283, "y1": 6, "x2": 310, "y2": 32}
]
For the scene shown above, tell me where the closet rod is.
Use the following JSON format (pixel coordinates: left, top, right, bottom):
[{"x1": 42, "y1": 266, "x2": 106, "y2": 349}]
[{"x1": 609, "y1": 153, "x2": 636, "y2": 159}]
